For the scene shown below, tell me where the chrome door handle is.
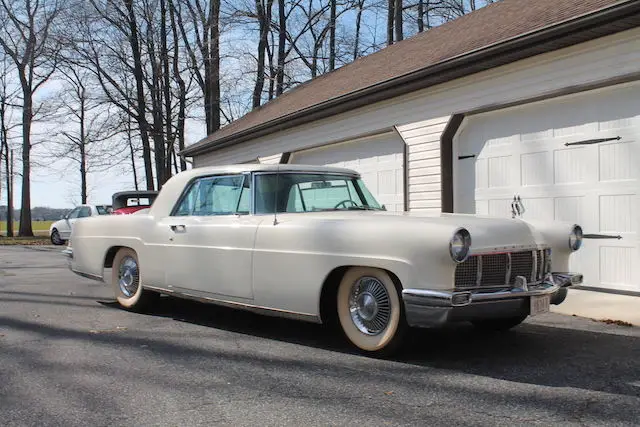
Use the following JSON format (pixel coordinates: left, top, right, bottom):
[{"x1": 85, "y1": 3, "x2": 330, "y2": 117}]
[{"x1": 170, "y1": 224, "x2": 186, "y2": 233}]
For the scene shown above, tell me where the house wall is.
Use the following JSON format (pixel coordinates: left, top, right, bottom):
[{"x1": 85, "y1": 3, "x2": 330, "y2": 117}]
[
  {"x1": 396, "y1": 117, "x2": 451, "y2": 212},
  {"x1": 193, "y1": 26, "x2": 640, "y2": 209}
]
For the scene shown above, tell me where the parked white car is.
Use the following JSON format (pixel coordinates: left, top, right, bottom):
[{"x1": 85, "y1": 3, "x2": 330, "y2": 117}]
[
  {"x1": 63, "y1": 164, "x2": 584, "y2": 355},
  {"x1": 50, "y1": 204, "x2": 111, "y2": 245}
]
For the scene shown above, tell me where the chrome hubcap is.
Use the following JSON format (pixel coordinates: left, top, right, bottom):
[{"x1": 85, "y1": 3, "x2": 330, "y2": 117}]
[
  {"x1": 348, "y1": 277, "x2": 391, "y2": 335},
  {"x1": 118, "y1": 256, "x2": 139, "y2": 297}
]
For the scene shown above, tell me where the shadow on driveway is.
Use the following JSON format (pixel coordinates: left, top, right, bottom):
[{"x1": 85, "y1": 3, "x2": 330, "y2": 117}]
[{"x1": 95, "y1": 294, "x2": 640, "y2": 399}]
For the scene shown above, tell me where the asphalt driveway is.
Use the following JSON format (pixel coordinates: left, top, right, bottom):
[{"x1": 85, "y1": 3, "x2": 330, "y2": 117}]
[{"x1": 1, "y1": 246, "x2": 639, "y2": 426}]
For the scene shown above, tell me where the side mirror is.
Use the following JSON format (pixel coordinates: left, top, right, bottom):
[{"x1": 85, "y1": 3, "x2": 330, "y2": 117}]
[{"x1": 381, "y1": 204, "x2": 387, "y2": 211}]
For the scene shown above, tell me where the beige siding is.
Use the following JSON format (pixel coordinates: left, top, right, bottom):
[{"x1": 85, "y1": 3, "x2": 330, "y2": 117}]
[
  {"x1": 258, "y1": 153, "x2": 283, "y2": 164},
  {"x1": 396, "y1": 116, "x2": 451, "y2": 212}
]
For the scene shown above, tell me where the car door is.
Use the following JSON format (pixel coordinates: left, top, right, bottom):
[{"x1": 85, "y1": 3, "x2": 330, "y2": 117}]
[
  {"x1": 58, "y1": 207, "x2": 80, "y2": 240},
  {"x1": 159, "y1": 173, "x2": 263, "y2": 300}
]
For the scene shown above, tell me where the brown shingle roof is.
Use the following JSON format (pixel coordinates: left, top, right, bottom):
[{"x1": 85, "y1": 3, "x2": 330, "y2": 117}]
[{"x1": 182, "y1": 0, "x2": 638, "y2": 156}]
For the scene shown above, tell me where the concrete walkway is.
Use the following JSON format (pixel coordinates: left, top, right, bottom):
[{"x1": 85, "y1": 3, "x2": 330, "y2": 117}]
[{"x1": 551, "y1": 288, "x2": 640, "y2": 326}]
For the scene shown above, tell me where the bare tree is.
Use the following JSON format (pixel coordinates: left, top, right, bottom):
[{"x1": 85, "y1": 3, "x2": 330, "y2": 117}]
[
  {"x1": 0, "y1": 0, "x2": 62, "y2": 236},
  {"x1": 173, "y1": 0, "x2": 221, "y2": 132},
  {"x1": 51, "y1": 66, "x2": 126, "y2": 204},
  {"x1": 0, "y1": 54, "x2": 17, "y2": 236}
]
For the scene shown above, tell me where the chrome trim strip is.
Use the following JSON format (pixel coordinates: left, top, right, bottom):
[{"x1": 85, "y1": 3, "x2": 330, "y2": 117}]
[
  {"x1": 70, "y1": 269, "x2": 104, "y2": 283},
  {"x1": 144, "y1": 285, "x2": 321, "y2": 323},
  {"x1": 476, "y1": 255, "x2": 483, "y2": 287}
]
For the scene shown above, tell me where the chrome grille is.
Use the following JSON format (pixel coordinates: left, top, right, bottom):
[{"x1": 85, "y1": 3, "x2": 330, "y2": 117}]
[
  {"x1": 454, "y1": 256, "x2": 478, "y2": 288},
  {"x1": 510, "y1": 251, "x2": 533, "y2": 284},
  {"x1": 536, "y1": 249, "x2": 545, "y2": 281},
  {"x1": 481, "y1": 253, "x2": 509, "y2": 287},
  {"x1": 455, "y1": 249, "x2": 548, "y2": 290}
]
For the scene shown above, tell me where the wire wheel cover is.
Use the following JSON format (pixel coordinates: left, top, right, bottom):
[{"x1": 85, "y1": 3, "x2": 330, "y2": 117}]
[
  {"x1": 348, "y1": 276, "x2": 391, "y2": 335},
  {"x1": 118, "y1": 256, "x2": 139, "y2": 297}
]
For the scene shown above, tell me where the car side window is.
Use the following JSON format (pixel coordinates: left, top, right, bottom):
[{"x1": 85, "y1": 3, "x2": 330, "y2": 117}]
[
  {"x1": 78, "y1": 207, "x2": 92, "y2": 218},
  {"x1": 173, "y1": 174, "x2": 248, "y2": 216},
  {"x1": 66, "y1": 207, "x2": 80, "y2": 219}
]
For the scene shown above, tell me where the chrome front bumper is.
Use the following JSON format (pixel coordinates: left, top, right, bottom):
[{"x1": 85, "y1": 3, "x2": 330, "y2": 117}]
[{"x1": 402, "y1": 272, "x2": 582, "y2": 328}]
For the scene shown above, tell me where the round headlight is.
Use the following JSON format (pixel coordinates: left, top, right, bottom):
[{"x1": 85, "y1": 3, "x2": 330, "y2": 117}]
[
  {"x1": 569, "y1": 225, "x2": 583, "y2": 251},
  {"x1": 450, "y1": 228, "x2": 472, "y2": 263}
]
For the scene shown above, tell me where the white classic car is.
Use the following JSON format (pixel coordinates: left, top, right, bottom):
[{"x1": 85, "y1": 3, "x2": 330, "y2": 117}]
[
  {"x1": 64, "y1": 164, "x2": 583, "y2": 355},
  {"x1": 50, "y1": 204, "x2": 112, "y2": 245}
]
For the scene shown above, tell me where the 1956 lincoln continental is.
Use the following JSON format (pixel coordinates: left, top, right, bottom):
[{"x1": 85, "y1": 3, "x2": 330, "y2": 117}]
[{"x1": 64, "y1": 164, "x2": 583, "y2": 355}]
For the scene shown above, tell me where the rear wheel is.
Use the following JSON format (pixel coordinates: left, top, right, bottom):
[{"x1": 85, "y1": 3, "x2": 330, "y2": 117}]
[
  {"x1": 336, "y1": 267, "x2": 406, "y2": 355},
  {"x1": 111, "y1": 248, "x2": 158, "y2": 310},
  {"x1": 471, "y1": 314, "x2": 528, "y2": 332}
]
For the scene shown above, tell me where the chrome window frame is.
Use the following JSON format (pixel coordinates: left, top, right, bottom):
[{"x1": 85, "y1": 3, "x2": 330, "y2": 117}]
[
  {"x1": 169, "y1": 172, "x2": 252, "y2": 217},
  {"x1": 250, "y1": 170, "x2": 378, "y2": 216}
]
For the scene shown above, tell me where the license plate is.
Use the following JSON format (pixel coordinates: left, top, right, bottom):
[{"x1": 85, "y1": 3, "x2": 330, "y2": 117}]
[{"x1": 530, "y1": 294, "x2": 550, "y2": 316}]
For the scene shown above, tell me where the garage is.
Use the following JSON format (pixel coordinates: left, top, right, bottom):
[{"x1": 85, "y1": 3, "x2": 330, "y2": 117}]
[
  {"x1": 453, "y1": 81, "x2": 640, "y2": 292},
  {"x1": 288, "y1": 131, "x2": 406, "y2": 212}
]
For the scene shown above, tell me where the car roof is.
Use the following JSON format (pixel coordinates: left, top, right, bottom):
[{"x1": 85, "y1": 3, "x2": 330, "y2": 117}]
[{"x1": 185, "y1": 163, "x2": 360, "y2": 178}]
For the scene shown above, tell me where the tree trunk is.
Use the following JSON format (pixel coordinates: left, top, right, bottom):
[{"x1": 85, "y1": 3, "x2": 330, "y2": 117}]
[
  {"x1": 127, "y1": 118, "x2": 139, "y2": 191},
  {"x1": 394, "y1": 0, "x2": 403, "y2": 42},
  {"x1": 417, "y1": 0, "x2": 424, "y2": 32},
  {"x1": 7, "y1": 149, "x2": 13, "y2": 236},
  {"x1": 252, "y1": 0, "x2": 269, "y2": 109},
  {"x1": 19, "y1": 89, "x2": 33, "y2": 237},
  {"x1": 1, "y1": 101, "x2": 11, "y2": 236},
  {"x1": 329, "y1": 0, "x2": 336, "y2": 71},
  {"x1": 124, "y1": 0, "x2": 155, "y2": 191},
  {"x1": 79, "y1": 93, "x2": 87, "y2": 204},
  {"x1": 208, "y1": 0, "x2": 221, "y2": 132},
  {"x1": 353, "y1": 0, "x2": 364, "y2": 60},
  {"x1": 168, "y1": 0, "x2": 187, "y2": 171},
  {"x1": 161, "y1": 0, "x2": 173, "y2": 182},
  {"x1": 276, "y1": 0, "x2": 286, "y2": 96},
  {"x1": 387, "y1": 0, "x2": 394, "y2": 45}
]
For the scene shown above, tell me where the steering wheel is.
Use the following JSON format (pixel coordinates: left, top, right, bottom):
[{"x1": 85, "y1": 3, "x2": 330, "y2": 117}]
[{"x1": 334, "y1": 199, "x2": 359, "y2": 209}]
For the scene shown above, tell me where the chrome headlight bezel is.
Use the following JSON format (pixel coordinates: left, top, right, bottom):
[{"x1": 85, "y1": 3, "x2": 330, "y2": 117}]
[
  {"x1": 449, "y1": 228, "x2": 472, "y2": 263},
  {"x1": 569, "y1": 225, "x2": 583, "y2": 251}
]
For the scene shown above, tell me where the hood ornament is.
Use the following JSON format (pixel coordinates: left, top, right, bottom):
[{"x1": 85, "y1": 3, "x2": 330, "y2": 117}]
[{"x1": 511, "y1": 195, "x2": 525, "y2": 219}]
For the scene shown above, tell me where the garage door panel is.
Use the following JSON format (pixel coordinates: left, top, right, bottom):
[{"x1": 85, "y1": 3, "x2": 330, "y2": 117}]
[
  {"x1": 290, "y1": 133, "x2": 405, "y2": 212},
  {"x1": 455, "y1": 82, "x2": 640, "y2": 292}
]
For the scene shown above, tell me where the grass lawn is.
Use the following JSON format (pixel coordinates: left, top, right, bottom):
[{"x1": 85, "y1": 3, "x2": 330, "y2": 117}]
[{"x1": 0, "y1": 220, "x2": 53, "y2": 237}]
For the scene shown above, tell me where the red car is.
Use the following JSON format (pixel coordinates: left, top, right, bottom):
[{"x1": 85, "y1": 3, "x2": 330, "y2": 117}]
[{"x1": 111, "y1": 190, "x2": 158, "y2": 215}]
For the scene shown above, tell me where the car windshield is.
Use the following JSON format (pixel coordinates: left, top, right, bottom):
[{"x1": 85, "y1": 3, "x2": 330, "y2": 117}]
[{"x1": 254, "y1": 172, "x2": 383, "y2": 214}]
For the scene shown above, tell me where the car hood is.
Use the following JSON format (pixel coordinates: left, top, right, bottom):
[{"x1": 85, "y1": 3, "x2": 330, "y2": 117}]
[{"x1": 282, "y1": 210, "x2": 554, "y2": 253}]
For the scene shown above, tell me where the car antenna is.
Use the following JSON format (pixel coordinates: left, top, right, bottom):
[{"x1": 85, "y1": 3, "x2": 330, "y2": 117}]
[{"x1": 273, "y1": 164, "x2": 279, "y2": 226}]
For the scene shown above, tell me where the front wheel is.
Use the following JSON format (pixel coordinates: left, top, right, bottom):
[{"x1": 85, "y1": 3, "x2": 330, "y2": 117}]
[
  {"x1": 111, "y1": 248, "x2": 158, "y2": 311},
  {"x1": 50, "y1": 229, "x2": 65, "y2": 245},
  {"x1": 336, "y1": 267, "x2": 407, "y2": 355}
]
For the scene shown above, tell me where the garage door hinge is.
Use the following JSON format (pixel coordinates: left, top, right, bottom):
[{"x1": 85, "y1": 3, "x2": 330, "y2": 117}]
[
  {"x1": 458, "y1": 154, "x2": 476, "y2": 160},
  {"x1": 583, "y1": 233, "x2": 622, "y2": 240},
  {"x1": 564, "y1": 136, "x2": 621, "y2": 146}
]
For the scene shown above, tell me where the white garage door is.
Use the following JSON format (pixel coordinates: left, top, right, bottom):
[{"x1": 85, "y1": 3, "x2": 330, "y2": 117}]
[
  {"x1": 454, "y1": 81, "x2": 640, "y2": 292},
  {"x1": 289, "y1": 132, "x2": 405, "y2": 212}
]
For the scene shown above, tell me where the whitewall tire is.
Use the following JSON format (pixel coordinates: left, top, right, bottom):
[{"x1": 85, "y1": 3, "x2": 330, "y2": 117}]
[
  {"x1": 111, "y1": 248, "x2": 158, "y2": 310},
  {"x1": 336, "y1": 267, "x2": 406, "y2": 354}
]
